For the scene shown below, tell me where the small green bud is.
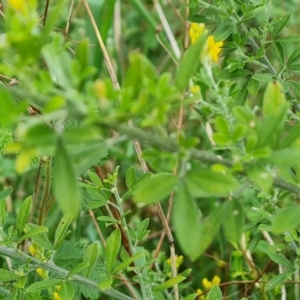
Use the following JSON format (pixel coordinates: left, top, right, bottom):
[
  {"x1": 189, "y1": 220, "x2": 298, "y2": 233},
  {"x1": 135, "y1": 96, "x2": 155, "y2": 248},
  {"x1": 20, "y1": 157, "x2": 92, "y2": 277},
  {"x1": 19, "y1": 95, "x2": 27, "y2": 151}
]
[{"x1": 263, "y1": 80, "x2": 286, "y2": 116}]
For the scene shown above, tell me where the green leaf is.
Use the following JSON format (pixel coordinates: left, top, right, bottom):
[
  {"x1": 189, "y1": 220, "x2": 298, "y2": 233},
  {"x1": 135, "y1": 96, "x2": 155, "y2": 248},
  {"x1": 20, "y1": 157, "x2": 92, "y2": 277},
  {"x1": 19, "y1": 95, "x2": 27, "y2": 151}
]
[
  {"x1": 152, "y1": 276, "x2": 186, "y2": 291},
  {"x1": 0, "y1": 186, "x2": 12, "y2": 201},
  {"x1": 0, "y1": 198, "x2": 7, "y2": 227},
  {"x1": 280, "y1": 122, "x2": 300, "y2": 148},
  {"x1": 83, "y1": 242, "x2": 99, "y2": 277},
  {"x1": 87, "y1": 188, "x2": 109, "y2": 202},
  {"x1": 248, "y1": 232, "x2": 261, "y2": 253},
  {"x1": 207, "y1": 285, "x2": 222, "y2": 300},
  {"x1": 222, "y1": 199, "x2": 244, "y2": 242},
  {"x1": 53, "y1": 138, "x2": 81, "y2": 219},
  {"x1": 257, "y1": 103, "x2": 288, "y2": 148},
  {"x1": 97, "y1": 216, "x2": 118, "y2": 223},
  {"x1": 275, "y1": 35, "x2": 300, "y2": 43},
  {"x1": 182, "y1": 294, "x2": 198, "y2": 300},
  {"x1": 124, "y1": 52, "x2": 158, "y2": 100},
  {"x1": 42, "y1": 43, "x2": 72, "y2": 89},
  {"x1": 98, "y1": 275, "x2": 113, "y2": 290},
  {"x1": 252, "y1": 73, "x2": 274, "y2": 83},
  {"x1": 113, "y1": 252, "x2": 144, "y2": 274},
  {"x1": 265, "y1": 272, "x2": 292, "y2": 291},
  {"x1": 105, "y1": 229, "x2": 121, "y2": 273},
  {"x1": 125, "y1": 166, "x2": 136, "y2": 189},
  {"x1": 268, "y1": 253, "x2": 293, "y2": 268},
  {"x1": 196, "y1": 207, "x2": 223, "y2": 257},
  {"x1": 275, "y1": 42, "x2": 286, "y2": 65},
  {"x1": 187, "y1": 14, "x2": 209, "y2": 23},
  {"x1": 213, "y1": 22, "x2": 235, "y2": 41},
  {"x1": 217, "y1": 69, "x2": 252, "y2": 80},
  {"x1": 134, "y1": 173, "x2": 178, "y2": 204},
  {"x1": 88, "y1": 171, "x2": 103, "y2": 186},
  {"x1": 175, "y1": 31, "x2": 208, "y2": 91},
  {"x1": 263, "y1": 81, "x2": 287, "y2": 116},
  {"x1": 26, "y1": 279, "x2": 62, "y2": 292},
  {"x1": 272, "y1": 206, "x2": 300, "y2": 233},
  {"x1": 136, "y1": 218, "x2": 150, "y2": 240},
  {"x1": 271, "y1": 14, "x2": 291, "y2": 39},
  {"x1": 287, "y1": 47, "x2": 300, "y2": 65},
  {"x1": 65, "y1": 261, "x2": 90, "y2": 279},
  {"x1": 71, "y1": 143, "x2": 108, "y2": 175},
  {"x1": 172, "y1": 183, "x2": 202, "y2": 261},
  {"x1": 25, "y1": 123, "x2": 55, "y2": 148},
  {"x1": 16, "y1": 196, "x2": 32, "y2": 238},
  {"x1": 247, "y1": 78, "x2": 260, "y2": 96},
  {"x1": 287, "y1": 80, "x2": 300, "y2": 97},
  {"x1": 58, "y1": 281, "x2": 75, "y2": 300},
  {"x1": 214, "y1": 115, "x2": 230, "y2": 139},
  {"x1": 266, "y1": 149, "x2": 300, "y2": 166},
  {"x1": 0, "y1": 269, "x2": 19, "y2": 282},
  {"x1": 0, "y1": 86, "x2": 24, "y2": 126},
  {"x1": 235, "y1": 80, "x2": 249, "y2": 105},
  {"x1": 247, "y1": 167, "x2": 273, "y2": 192},
  {"x1": 54, "y1": 215, "x2": 72, "y2": 249},
  {"x1": 19, "y1": 226, "x2": 48, "y2": 242},
  {"x1": 186, "y1": 169, "x2": 239, "y2": 197},
  {"x1": 41, "y1": 0, "x2": 67, "y2": 45},
  {"x1": 87, "y1": 200, "x2": 108, "y2": 209},
  {"x1": 25, "y1": 224, "x2": 53, "y2": 250}
]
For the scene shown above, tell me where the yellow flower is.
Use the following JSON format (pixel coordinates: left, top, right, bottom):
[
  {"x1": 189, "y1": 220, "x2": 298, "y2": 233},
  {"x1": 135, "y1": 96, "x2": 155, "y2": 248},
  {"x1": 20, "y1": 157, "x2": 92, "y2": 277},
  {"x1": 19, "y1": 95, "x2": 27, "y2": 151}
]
[
  {"x1": 197, "y1": 275, "x2": 221, "y2": 299},
  {"x1": 202, "y1": 278, "x2": 212, "y2": 290},
  {"x1": 191, "y1": 85, "x2": 201, "y2": 95},
  {"x1": 166, "y1": 255, "x2": 184, "y2": 269},
  {"x1": 8, "y1": 0, "x2": 26, "y2": 12},
  {"x1": 196, "y1": 288, "x2": 206, "y2": 300},
  {"x1": 8, "y1": 0, "x2": 36, "y2": 14},
  {"x1": 36, "y1": 268, "x2": 47, "y2": 279},
  {"x1": 211, "y1": 275, "x2": 221, "y2": 285},
  {"x1": 53, "y1": 292, "x2": 62, "y2": 300},
  {"x1": 189, "y1": 23, "x2": 206, "y2": 45},
  {"x1": 29, "y1": 245, "x2": 37, "y2": 257},
  {"x1": 207, "y1": 36, "x2": 224, "y2": 63},
  {"x1": 189, "y1": 23, "x2": 224, "y2": 63}
]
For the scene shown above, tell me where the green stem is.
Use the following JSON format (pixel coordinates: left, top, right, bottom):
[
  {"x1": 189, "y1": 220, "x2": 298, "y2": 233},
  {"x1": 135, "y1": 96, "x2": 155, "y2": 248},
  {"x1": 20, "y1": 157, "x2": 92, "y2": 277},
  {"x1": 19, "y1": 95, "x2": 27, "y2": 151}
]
[
  {"x1": 98, "y1": 121, "x2": 300, "y2": 196},
  {"x1": 38, "y1": 157, "x2": 52, "y2": 226},
  {"x1": 0, "y1": 246, "x2": 135, "y2": 300}
]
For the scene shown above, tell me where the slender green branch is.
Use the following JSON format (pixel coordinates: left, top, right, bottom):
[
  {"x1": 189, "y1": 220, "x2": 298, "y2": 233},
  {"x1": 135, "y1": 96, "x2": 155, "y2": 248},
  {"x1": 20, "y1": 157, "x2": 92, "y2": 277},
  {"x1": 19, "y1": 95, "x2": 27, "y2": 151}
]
[
  {"x1": 38, "y1": 157, "x2": 52, "y2": 226},
  {"x1": 272, "y1": 178, "x2": 300, "y2": 195},
  {"x1": 100, "y1": 121, "x2": 232, "y2": 166},
  {"x1": 98, "y1": 121, "x2": 300, "y2": 196},
  {"x1": 0, "y1": 246, "x2": 134, "y2": 300}
]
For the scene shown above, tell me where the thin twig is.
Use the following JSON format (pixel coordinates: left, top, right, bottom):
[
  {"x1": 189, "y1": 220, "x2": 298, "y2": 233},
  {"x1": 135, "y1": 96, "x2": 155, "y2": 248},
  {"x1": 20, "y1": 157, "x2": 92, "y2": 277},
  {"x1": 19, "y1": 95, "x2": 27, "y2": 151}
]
[
  {"x1": 30, "y1": 158, "x2": 43, "y2": 223},
  {"x1": 243, "y1": 261, "x2": 273, "y2": 297},
  {"x1": 64, "y1": 0, "x2": 75, "y2": 42},
  {"x1": 153, "y1": 0, "x2": 181, "y2": 59},
  {"x1": 43, "y1": 0, "x2": 50, "y2": 26},
  {"x1": 184, "y1": 0, "x2": 190, "y2": 50}
]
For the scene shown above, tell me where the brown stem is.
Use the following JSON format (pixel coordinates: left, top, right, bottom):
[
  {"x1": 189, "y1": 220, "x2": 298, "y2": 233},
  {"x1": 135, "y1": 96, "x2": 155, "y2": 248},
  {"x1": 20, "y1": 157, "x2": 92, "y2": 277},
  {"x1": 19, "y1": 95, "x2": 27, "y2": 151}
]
[
  {"x1": 43, "y1": 0, "x2": 49, "y2": 26},
  {"x1": 243, "y1": 260, "x2": 273, "y2": 297}
]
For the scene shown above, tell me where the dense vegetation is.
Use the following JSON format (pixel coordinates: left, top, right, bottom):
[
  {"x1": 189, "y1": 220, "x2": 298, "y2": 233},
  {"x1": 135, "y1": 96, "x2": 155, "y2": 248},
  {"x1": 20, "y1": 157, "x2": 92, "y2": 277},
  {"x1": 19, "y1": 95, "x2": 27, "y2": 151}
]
[{"x1": 1, "y1": 0, "x2": 300, "y2": 299}]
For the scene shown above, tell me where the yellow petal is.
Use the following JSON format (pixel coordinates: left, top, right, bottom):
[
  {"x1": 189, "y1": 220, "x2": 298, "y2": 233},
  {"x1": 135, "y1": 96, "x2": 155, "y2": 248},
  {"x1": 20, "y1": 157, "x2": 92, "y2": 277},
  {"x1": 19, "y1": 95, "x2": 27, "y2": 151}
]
[
  {"x1": 53, "y1": 292, "x2": 62, "y2": 300},
  {"x1": 202, "y1": 278, "x2": 212, "y2": 290},
  {"x1": 212, "y1": 275, "x2": 221, "y2": 285}
]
